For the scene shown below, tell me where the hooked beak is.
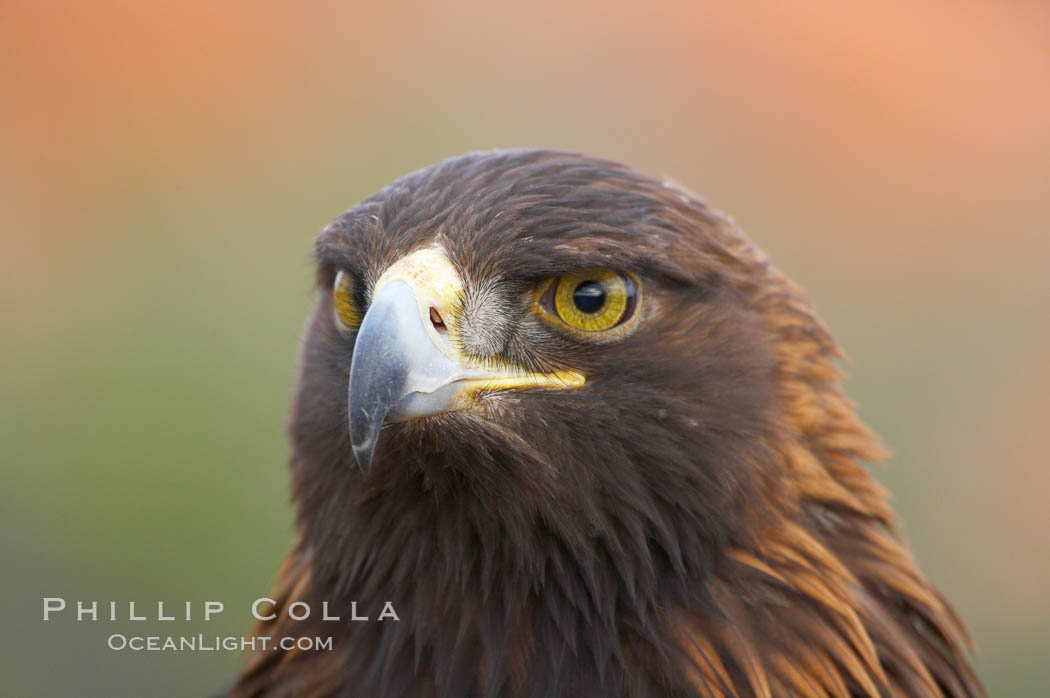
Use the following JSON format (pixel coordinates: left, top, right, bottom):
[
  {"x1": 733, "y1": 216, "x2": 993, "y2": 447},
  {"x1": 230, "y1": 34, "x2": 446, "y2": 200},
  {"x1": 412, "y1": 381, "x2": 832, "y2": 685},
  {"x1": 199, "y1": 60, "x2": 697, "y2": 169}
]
[{"x1": 347, "y1": 248, "x2": 583, "y2": 470}]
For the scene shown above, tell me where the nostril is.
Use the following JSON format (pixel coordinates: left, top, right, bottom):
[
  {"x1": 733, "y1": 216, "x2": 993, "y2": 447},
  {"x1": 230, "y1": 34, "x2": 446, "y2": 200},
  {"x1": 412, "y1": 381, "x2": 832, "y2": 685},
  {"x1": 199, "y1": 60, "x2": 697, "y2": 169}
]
[{"x1": 429, "y1": 307, "x2": 447, "y2": 334}]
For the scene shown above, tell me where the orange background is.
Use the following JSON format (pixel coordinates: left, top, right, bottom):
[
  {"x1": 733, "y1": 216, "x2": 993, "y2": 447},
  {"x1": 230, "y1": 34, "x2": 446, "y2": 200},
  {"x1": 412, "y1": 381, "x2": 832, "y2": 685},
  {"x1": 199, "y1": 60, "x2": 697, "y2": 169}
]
[{"x1": 2, "y1": 2, "x2": 1047, "y2": 695}]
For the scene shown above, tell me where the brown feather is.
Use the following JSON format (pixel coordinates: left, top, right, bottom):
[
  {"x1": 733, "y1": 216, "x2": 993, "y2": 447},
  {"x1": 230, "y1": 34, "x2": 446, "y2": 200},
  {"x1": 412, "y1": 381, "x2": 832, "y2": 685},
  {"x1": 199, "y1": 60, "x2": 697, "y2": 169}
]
[{"x1": 229, "y1": 149, "x2": 983, "y2": 698}]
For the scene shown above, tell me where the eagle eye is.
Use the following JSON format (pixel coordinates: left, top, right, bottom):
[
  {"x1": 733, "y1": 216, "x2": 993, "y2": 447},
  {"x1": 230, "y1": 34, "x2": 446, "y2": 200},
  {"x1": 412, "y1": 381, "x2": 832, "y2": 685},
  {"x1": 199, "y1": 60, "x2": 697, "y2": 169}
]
[
  {"x1": 332, "y1": 270, "x2": 364, "y2": 331},
  {"x1": 536, "y1": 271, "x2": 640, "y2": 334}
]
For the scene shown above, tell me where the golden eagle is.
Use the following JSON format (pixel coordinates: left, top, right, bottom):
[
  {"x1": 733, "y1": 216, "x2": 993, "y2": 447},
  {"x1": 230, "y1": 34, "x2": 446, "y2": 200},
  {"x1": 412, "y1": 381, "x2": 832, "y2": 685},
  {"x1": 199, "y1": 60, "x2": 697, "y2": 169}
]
[{"x1": 229, "y1": 150, "x2": 982, "y2": 697}]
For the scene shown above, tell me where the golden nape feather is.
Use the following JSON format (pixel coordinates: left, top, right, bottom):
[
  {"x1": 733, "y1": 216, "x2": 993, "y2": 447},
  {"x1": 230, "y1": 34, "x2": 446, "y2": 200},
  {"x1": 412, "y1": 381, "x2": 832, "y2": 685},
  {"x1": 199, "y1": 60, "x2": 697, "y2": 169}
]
[{"x1": 227, "y1": 150, "x2": 983, "y2": 698}]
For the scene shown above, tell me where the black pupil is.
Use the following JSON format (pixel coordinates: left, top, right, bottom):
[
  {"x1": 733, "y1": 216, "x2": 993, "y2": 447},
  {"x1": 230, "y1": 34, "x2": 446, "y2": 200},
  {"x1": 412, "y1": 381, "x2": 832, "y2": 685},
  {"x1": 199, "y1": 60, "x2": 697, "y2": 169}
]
[{"x1": 572, "y1": 281, "x2": 606, "y2": 313}]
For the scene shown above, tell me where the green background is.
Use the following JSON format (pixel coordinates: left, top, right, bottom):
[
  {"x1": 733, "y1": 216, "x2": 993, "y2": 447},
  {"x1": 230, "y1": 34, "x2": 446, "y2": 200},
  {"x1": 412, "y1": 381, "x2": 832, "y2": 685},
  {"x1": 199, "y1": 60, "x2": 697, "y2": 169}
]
[{"x1": 2, "y1": 2, "x2": 1048, "y2": 695}]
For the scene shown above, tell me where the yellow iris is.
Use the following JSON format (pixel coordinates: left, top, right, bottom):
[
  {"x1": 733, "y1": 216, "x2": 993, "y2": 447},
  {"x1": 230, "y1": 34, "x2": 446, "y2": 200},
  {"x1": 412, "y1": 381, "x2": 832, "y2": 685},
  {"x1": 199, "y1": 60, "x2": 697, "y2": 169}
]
[
  {"x1": 550, "y1": 271, "x2": 633, "y2": 332},
  {"x1": 333, "y1": 270, "x2": 364, "y2": 330}
]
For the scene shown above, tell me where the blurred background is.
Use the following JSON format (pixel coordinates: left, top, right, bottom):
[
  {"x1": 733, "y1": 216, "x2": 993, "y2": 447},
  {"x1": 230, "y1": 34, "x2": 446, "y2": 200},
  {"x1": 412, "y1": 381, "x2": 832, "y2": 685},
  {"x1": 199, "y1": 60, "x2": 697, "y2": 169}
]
[{"x1": 2, "y1": 1, "x2": 1047, "y2": 695}]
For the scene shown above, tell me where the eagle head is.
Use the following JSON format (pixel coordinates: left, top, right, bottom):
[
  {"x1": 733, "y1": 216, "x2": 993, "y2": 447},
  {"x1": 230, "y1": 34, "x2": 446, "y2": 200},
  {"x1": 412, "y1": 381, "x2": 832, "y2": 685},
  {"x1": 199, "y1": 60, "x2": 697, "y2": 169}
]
[{"x1": 233, "y1": 150, "x2": 982, "y2": 698}]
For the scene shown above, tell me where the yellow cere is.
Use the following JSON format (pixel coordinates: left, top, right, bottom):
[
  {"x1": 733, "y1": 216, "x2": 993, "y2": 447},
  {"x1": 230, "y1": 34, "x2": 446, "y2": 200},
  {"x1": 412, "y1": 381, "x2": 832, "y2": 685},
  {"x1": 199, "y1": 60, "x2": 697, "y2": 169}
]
[
  {"x1": 372, "y1": 246, "x2": 466, "y2": 344},
  {"x1": 333, "y1": 270, "x2": 363, "y2": 330},
  {"x1": 553, "y1": 271, "x2": 629, "y2": 332}
]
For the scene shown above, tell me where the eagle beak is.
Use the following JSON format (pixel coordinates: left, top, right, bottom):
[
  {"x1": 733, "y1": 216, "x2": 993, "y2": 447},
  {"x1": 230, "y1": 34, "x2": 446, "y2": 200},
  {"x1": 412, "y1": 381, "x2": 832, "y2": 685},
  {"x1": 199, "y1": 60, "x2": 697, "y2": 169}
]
[{"x1": 347, "y1": 248, "x2": 583, "y2": 471}]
